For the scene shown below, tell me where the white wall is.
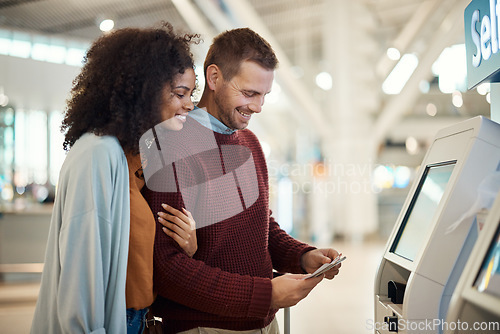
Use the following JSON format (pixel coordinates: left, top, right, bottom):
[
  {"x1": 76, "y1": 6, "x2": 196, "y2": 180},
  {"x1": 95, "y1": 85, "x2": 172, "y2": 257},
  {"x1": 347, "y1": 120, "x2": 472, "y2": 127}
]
[{"x1": 0, "y1": 55, "x2": 80, "y2": 111}]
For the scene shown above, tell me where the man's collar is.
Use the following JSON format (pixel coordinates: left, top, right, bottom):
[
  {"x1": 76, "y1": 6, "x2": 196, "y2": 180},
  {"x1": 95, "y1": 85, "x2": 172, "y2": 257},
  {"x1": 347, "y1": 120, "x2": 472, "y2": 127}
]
[{"x1": 188, "y1": 106, "x2": 236, "y2": 135}]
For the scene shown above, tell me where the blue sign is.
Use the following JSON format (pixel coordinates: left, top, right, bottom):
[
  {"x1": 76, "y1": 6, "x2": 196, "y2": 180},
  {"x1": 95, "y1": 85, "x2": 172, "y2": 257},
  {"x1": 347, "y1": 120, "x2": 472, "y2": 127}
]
[{"x1": 465, "y1": 0, "x2": 500, "y2": 88}]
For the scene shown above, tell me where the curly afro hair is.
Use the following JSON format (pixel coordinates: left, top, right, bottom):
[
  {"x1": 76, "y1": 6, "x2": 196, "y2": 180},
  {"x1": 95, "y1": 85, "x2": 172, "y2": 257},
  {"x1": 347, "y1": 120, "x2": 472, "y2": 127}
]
[{"x1": 61, "y1": 22, "x2": 199, "y2": 154}]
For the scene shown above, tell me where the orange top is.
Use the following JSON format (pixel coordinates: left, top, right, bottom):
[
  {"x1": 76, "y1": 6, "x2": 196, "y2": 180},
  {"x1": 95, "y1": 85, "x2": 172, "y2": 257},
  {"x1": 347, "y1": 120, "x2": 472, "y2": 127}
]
[{"x1": 125, "y1": 154, "x2": 156, "y2": 309}]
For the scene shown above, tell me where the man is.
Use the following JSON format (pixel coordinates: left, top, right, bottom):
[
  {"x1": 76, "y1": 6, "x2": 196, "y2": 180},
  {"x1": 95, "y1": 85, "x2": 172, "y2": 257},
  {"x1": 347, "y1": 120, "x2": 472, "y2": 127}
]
[{"x1": 141, "y1": 28, "x2": 341, "y2": 334}]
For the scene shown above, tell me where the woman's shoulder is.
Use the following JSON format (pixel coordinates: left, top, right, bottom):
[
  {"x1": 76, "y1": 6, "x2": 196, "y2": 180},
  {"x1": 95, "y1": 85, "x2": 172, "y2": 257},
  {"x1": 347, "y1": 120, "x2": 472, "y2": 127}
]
[
  {"x1": 78, "y1": 132, "x2": 120, "y2": 148},
  {"x1": 67, "y1": 133, "x2": 126, "y2": 169},
  {"x1": 73, "y1": 133, "x2": 121, "y2": 153}
]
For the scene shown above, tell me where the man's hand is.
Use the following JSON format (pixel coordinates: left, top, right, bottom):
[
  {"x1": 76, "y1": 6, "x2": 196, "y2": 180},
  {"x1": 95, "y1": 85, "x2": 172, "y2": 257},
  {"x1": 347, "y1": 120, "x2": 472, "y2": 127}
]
[
  {"x1": 301, "y1": 248, "x2": 341, "y2": 280},
  {"x1": 270, "y1": 274, "x2": 323, "y2": 309}
]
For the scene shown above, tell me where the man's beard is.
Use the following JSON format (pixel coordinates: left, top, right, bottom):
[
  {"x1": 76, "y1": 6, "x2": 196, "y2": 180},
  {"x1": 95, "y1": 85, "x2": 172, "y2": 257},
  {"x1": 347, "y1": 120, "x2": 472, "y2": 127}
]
[{"x1": 214, "y1": 88, "x2": 240, "y2": 130}]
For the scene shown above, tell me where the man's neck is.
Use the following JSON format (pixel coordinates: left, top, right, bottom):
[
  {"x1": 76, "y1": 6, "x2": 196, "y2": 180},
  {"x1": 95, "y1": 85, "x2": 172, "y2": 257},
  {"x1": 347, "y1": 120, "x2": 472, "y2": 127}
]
[
  {"x1": 191, "y1": 101, "x2": 236, "y2": 135},
  {"x1": 197, "y1": 90, "x2": 218, "y2": 120}
]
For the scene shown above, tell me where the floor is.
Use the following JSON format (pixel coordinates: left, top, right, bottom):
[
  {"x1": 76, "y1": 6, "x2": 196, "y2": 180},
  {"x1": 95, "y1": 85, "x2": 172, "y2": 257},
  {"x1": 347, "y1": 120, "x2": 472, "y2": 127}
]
[{"x1": 0, "y1": 239, "x2": 386, "y2": 334}]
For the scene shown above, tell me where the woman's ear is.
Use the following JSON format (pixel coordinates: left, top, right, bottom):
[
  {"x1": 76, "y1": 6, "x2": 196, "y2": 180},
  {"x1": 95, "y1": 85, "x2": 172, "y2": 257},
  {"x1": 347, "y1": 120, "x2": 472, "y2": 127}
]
[{"x1": 206, "y1": 64, "x2": 221, "y2": 90}]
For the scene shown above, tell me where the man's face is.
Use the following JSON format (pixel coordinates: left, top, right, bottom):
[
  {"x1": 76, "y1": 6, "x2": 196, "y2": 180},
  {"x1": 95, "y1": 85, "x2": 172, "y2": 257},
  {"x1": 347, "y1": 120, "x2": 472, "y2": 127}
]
[{"x1": 213, "y1": 60, "x2": 274, "y2": 130}]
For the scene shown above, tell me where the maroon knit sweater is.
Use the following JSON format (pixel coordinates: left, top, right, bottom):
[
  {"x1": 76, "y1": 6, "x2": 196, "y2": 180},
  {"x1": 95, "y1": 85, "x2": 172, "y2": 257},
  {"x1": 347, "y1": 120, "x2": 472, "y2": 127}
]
[{"x1": 142, "y1": 117, "x2": 315, "y2": 333}]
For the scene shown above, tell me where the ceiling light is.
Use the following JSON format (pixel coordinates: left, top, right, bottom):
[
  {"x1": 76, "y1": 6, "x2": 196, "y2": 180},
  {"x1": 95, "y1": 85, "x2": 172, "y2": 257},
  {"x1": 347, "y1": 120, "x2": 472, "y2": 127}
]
[
  {"x1": 387, "y1": 47, "x2": 401, "y2": 60},
  {"x1": 426, "y1": 103, "x2": 437, "y2": 116},
  {"x1": 476, "y1": 83, "x2": 490, "y2": 95},
  {"x1": 452, "y1": 91, "x2": 463, "y2": 108},
  {"x1": 432, "y1": 44, "x2": 467, "y2": 94},
  {"x1": 405, "y1": 136, "x2": 419, "y2": 155},
  {"x1": 315, "y1": 71, "x2": 332, "y2": 91},
  {"x1": 382, "y1": 53, "x2": 419, "y2": 94},
  {"x1": 99, "y1": 19, "x2": 114, "y2": 32}
]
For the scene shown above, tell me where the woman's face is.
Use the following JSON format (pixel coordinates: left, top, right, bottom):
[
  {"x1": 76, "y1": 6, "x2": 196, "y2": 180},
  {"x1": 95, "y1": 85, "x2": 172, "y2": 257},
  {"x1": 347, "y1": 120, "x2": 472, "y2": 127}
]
[{"x1": 160, "y1": 68, "x2": 196, "y2": 131}]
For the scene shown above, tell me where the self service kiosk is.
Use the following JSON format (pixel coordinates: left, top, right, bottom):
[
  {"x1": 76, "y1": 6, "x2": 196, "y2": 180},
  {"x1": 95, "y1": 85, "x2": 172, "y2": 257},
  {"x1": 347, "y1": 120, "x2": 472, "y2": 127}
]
[
  {"x1": 443, "y1": 191, "x2": 500, "y2": 334},
  {"x1": 374, "y1": 116, "x2": 500, "y2": 334}
]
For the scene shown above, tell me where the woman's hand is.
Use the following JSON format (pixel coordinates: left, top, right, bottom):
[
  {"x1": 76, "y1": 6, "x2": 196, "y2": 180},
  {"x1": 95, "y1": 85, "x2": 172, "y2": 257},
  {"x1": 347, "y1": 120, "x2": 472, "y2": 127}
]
[{"x1": 157, "y1": 203, "x2": 197, "y2": 257}]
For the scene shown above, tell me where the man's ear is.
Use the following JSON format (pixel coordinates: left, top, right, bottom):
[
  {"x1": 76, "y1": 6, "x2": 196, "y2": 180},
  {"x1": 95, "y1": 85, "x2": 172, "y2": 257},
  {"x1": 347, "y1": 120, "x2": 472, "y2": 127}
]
[{"x1": 206, "y1": 64, "x2": 221, "y2": 90}]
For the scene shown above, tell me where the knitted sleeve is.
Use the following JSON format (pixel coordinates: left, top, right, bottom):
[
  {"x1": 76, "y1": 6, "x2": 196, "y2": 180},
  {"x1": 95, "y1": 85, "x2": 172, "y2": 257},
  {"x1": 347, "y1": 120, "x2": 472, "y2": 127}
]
[
  {"x1": 144, "y1": 188, "x2": 273, "y2": 319},
  {"x1": 268, "y1": 211, "x2": 316, "y2": 274},
  {"x1": 240, "y1": 130, "x2": 316, "y2": 274}
]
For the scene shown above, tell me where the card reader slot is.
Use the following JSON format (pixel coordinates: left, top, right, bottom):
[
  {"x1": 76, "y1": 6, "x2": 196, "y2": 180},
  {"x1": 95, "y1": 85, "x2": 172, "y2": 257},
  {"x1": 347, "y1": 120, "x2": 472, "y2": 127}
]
[{"x1": 388, "y1": 280, "x2": 406, "y2": 304}]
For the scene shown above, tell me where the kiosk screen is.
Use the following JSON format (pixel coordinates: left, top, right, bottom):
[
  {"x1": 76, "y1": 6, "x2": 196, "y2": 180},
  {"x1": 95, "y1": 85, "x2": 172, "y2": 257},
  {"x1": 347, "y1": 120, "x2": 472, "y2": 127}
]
[
  {"x1": 474, "y1": 224, "x2": 500, "y2": 298},
  {"x1": 390, "y1": 161, "x2": 455, "y2": 261}
]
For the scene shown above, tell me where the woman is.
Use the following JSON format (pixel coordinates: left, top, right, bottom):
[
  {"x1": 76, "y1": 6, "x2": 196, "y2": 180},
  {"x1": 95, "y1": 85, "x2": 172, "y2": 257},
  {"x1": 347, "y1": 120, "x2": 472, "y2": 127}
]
[{"x1": 31, "y1": 23, "x2": 198, "y2": 334}]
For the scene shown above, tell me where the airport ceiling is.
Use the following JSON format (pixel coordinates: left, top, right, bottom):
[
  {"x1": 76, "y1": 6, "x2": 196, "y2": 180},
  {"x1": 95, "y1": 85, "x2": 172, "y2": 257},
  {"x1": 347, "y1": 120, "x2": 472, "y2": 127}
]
[
  {"x1": 0, "y1": 0, "x2": 489, "y2": 148},
  {"x1": 0, "y1": 0, "x2": 469, "y2": 60}
]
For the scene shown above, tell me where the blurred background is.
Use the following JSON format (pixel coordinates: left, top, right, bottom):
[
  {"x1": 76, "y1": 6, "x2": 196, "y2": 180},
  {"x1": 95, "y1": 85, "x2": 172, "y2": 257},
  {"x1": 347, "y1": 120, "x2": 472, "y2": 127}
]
[{"x1": 0, "y1": 0, "x2": 489, "y2": 333}]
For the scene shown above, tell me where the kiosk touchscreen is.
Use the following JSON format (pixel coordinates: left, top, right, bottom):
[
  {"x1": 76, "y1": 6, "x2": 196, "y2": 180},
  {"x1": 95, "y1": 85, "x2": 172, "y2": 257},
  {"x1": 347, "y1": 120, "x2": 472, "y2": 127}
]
[
  {"x1": 444, "y1": 192, "x2": 500, "y2": 334},
  {"x1": 390, "y1": 162, "x2": 456, "y2": 262},
  {"x1": 374, "y1": 116, "x2": 500, "y2": 334}
]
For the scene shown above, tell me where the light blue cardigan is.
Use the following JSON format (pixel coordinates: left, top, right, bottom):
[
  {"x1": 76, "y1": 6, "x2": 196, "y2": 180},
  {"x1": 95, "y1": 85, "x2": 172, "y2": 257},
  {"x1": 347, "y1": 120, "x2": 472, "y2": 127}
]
[{"x1": 31, "y1": 133, "x2": 130, "y2": 334}]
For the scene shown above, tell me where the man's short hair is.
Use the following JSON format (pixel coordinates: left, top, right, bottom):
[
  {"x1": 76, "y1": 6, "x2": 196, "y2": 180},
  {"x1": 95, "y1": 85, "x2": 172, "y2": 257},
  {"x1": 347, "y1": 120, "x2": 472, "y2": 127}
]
[{"x1": 204, "y1": 28, "x2": 278, "y2": 82}]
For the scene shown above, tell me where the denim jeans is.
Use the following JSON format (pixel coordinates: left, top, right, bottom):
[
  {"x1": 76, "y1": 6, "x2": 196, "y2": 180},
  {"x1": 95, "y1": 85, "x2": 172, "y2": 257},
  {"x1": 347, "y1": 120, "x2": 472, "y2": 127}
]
[{"x1": 126, "y1": 307, "x2": 148, "y2": 334}]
